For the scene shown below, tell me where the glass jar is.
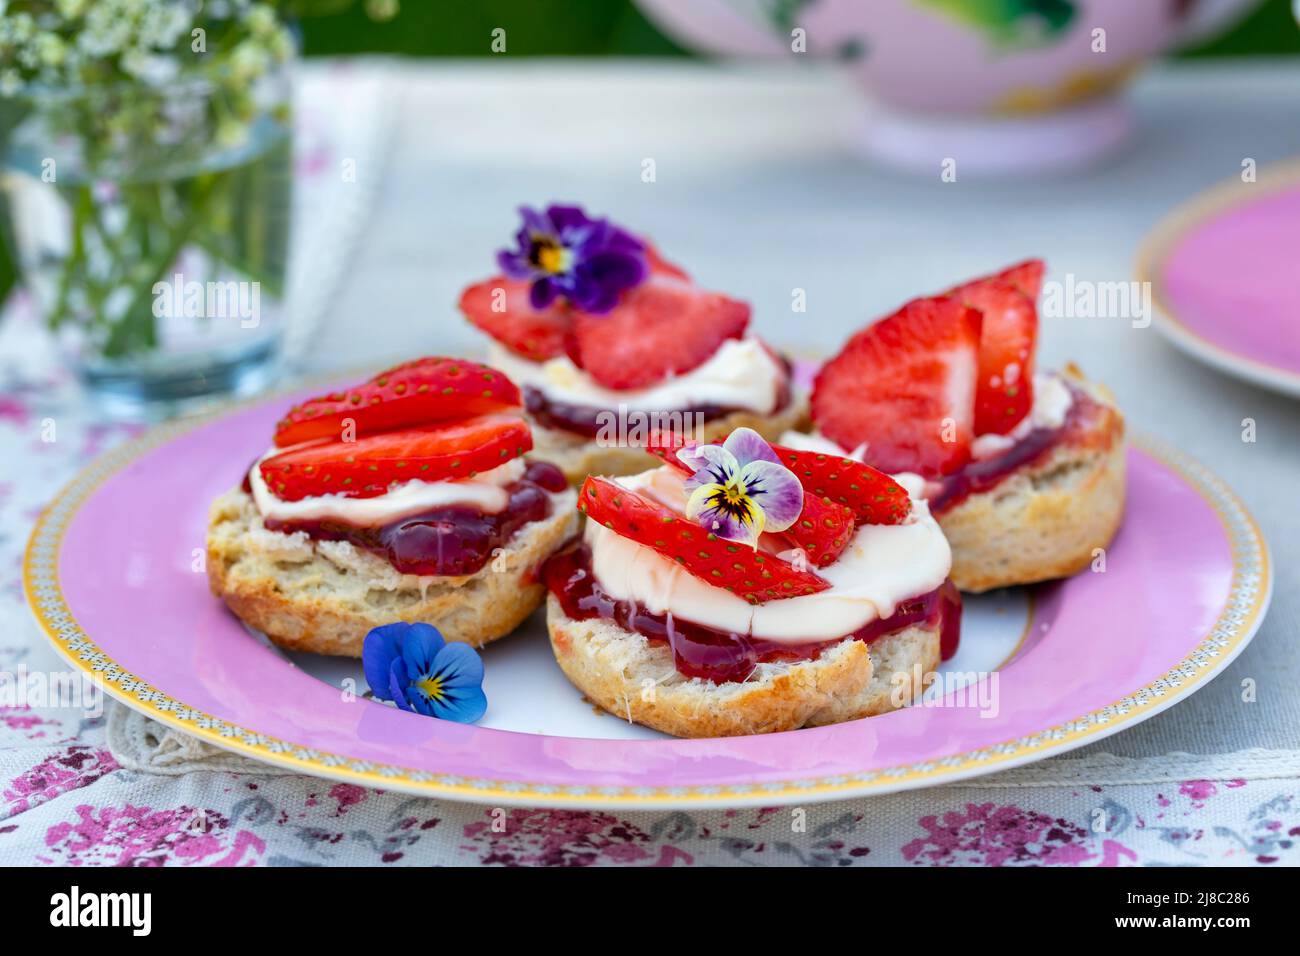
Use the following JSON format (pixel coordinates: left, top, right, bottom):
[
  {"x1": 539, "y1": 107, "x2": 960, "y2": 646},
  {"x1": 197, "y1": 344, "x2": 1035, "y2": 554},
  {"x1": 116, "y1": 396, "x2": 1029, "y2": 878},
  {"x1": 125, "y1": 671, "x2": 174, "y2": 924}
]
[{"x1": 0, "y1": 61, "x2": 293, "y2": 413}]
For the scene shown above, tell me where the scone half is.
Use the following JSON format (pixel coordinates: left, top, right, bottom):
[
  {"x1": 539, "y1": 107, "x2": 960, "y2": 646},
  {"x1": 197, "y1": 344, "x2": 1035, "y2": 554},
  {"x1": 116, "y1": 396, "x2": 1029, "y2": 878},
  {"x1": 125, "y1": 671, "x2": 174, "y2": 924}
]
[
  {"x1": 937, "y1": 366, "x2": 1126, "y2": 593},
  {"x1": 547, "y1": 595, "x2": 940, "y2": 739},
  {"x1": 208, "y1": 485, "x2": 577, "y2": 656}
]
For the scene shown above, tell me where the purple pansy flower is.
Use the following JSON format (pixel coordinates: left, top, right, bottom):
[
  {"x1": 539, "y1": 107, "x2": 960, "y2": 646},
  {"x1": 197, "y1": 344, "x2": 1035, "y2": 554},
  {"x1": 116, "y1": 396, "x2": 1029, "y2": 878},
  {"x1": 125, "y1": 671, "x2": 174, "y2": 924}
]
[
  {"x1": 678, "y1": 428, "x2": 804, "y2": 549},
  {"x1": 362, "y1": 623, "x2": 487, "y2": 723},
  {"x1": 497, "y1": 203, "x2": 647, "y2": 313}
]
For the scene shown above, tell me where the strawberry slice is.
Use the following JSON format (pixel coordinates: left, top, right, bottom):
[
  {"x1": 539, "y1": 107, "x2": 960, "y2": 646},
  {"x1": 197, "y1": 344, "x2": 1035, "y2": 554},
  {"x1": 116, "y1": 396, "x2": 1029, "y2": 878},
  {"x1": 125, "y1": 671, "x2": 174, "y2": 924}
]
[
  {"x1": 992, "y1": 258, "x2": 1044, "y2": 300},
  {"x1": 458, "y1": 242, "x2": 689, "y2": 363},
  {"x1": 772, "y1": 445, "x2": 912, "y2": 525},
  {"x1": 643, "y1": 446, "x2": 689, "y2": 471},
  {"x1": 459, "y1": 276, "x2": 571, "y2": 361},
  {"x1": 952, "y1": 280, "x2": 1036, "y2": 436},
  {"x1": 641, "y1": 435, "x2": 853, "y2": 567},
  {"x1": 645, "y1": 435, "x2": 910, "y2": 528},
  {"x1": 949, "y1": 264, "x2": 1043, "y2": 436},
  {"x1": 779, "y1": 494, "x2": 856, "y2": 568},
  {"x1": 644, "y1": 242, "x2": 689, "y2": 282},
  {"x1": 260, "y1": 415, "x2": 532, "y2": 502},
  {"x1": 641, "y1": 430, "x2": 700, "y2": 471},
  {"x1": 566, "y1": 277, "x2": 750, "y2": 389},
  {"x1": 579, "y1": 476, "x2": 829, "y2": 604},
  {"x1": 811, "y1": 296, "x2": 982, "y2": 479},
  {"x1": 274, "y1": 357, "x2": 522, "y2": 449}
]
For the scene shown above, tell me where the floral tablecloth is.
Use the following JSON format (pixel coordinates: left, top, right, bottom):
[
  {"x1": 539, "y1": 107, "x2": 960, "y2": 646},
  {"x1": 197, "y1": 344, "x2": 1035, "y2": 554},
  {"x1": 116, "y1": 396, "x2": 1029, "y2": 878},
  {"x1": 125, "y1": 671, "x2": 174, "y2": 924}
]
[{"x1": 2, "y1": 60, "x2": 1298, "y2": 867}]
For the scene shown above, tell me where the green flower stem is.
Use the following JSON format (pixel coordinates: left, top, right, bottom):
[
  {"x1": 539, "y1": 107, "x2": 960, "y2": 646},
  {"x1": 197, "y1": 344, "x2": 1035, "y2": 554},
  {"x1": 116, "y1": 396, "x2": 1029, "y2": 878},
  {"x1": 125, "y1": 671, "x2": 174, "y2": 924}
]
[
  {"x1": 102, "y1": 172, "x2": 221, "y2": 359},
  {"x1": 49, "y1": 185, "x2": 91, "y2": 331}
]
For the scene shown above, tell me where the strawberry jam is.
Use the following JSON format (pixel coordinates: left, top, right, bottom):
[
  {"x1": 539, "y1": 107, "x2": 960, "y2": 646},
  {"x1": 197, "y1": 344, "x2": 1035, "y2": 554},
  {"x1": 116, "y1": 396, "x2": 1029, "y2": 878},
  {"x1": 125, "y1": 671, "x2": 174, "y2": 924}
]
[
  {"x1": 930, "y1": 382, "x2": 1099, "y2": 514},
  {"x1": 263, "y1": 460, "x2": 567, "y2": 577},
  {"x1": 543, "y1": 544, "x2": 961, "y2": 685}
]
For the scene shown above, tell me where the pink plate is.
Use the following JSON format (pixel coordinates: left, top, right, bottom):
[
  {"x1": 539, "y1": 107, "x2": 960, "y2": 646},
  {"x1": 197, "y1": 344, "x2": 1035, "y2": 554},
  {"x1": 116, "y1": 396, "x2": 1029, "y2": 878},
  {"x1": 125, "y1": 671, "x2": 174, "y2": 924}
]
[
  {"x1": 25, "y1": 384, "x2": 1271, "y2": 809},
  {"x1": 1141, "y1": 162, "x2": 1300, "y2": 397}
]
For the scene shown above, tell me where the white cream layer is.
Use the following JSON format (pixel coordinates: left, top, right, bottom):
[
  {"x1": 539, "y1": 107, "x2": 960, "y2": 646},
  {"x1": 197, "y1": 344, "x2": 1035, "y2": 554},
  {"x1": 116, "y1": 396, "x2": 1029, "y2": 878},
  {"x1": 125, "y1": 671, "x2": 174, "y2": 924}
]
[
  {"x1": 486, "y1": 336, "x2": 785, "y2": 416},
  {"x1": 584, "y1": 466, "x2": 952, "y2": 644},
  {"x1": 249, "y1": 455, "x2": 526, "y2": 527}
]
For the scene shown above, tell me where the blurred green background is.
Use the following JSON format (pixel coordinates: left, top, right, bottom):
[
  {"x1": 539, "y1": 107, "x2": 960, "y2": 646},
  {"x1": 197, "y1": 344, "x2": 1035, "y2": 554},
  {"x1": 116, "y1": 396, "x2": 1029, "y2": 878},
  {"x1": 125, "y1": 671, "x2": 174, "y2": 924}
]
[{"x1": 298, "y1": 0, "x2": 1300, "y2": 58}]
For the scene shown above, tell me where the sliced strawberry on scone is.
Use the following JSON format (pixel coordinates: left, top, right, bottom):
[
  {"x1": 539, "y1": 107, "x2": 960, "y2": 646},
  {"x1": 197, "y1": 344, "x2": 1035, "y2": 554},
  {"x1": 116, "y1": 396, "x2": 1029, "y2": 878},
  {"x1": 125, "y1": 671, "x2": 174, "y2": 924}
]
[
  {"x1": 772, "y1": 444, "x2": 912, "y2": 525},
  {"x1": 643, "y1": 442, "x2": 690, "y2": 471},
  {"x1": 579, "y1": 476, "x2": 829, "y2": 603},
  {"x1": 260, "y1": 415, "x2": 532, "y2": 502},
  {"x1": 565, "y1": 277, "x2": 750, "y2": 390},
  {"x1": 644, "y1": 242, "x2": 689, "y2": 283},
  {"x1": 778, "y1": 494, "x2": 856, "y2": 568},
  {"x1": 811, "y1": 296, "x2": 982, "y2": 479},
  {"x1": 458, "y1": 277, "x2": 571, "y2": 361},
  {"x1": 640, "y1": 435, "x2": 856, "y2": 567},
  {"x1": 992, "y1": 258, "x2": 1044, "y2": 300},
  {"x1": 641, "y1": 431, "x2": 712, "y2": 474},
  {"x1": 947, "y1": 277, "x2": 1037, "y2": 436},
  {"x1": 274, "y1": 357, "x2": 522, "y2": 448},
  {"x1": 459, "y1": 240, "x2": 689, "y2": 364}
]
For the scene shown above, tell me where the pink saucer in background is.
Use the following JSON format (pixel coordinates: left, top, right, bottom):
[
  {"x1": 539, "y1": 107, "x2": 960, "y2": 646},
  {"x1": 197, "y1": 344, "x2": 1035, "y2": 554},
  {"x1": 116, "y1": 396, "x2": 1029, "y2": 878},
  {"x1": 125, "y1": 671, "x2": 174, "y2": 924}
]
[{"x1": 1144, "y1": 167, "x2": 1300, "y2": 397}]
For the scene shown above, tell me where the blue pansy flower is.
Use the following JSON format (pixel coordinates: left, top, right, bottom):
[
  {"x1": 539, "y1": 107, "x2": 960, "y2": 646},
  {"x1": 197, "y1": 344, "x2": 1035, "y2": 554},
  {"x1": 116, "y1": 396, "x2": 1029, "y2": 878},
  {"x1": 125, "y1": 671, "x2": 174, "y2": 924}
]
[
  {"x1": 497, "y1": 203, "x2": 647, "y2": 314},
  {"x1": 362, "y1": 623, "x2": 487, "y2": 723}
]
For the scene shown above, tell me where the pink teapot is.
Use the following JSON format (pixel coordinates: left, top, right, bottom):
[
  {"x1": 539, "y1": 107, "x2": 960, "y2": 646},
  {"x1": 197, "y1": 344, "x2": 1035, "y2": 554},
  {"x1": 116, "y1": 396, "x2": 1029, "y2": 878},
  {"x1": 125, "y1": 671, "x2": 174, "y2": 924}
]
[{"x1": 635, "y1": 0, "x2": 1260, "y2": 173}]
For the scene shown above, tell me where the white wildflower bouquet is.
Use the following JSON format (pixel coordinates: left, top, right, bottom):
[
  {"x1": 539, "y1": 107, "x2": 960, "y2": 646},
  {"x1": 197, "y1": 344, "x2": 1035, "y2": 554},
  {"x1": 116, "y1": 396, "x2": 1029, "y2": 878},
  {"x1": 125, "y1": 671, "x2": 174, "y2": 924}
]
[{"x1": 0, "y1": 1, "x2": 326, "y2": 389}]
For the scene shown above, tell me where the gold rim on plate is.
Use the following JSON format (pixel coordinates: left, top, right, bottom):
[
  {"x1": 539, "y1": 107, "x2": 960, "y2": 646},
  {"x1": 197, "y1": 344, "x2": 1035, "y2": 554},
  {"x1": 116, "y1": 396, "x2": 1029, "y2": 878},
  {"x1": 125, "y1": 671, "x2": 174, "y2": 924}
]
[{"x1": 23, "y1": 389, "x2": 1272, "y2": 808}]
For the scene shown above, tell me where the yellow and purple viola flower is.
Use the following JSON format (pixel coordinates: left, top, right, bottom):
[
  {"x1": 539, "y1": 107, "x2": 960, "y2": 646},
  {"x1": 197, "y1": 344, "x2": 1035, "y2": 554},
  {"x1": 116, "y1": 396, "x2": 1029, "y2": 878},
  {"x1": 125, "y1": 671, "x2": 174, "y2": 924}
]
[
  {"x1": 362, "y1": 623, "x2": 487, "y2": 723},
  {"x1": 497, "y1": 203, "x2": 647, "y2": 313},
  {"x1": 678, "y1": 428, "x2": 804, "y2": 550}
]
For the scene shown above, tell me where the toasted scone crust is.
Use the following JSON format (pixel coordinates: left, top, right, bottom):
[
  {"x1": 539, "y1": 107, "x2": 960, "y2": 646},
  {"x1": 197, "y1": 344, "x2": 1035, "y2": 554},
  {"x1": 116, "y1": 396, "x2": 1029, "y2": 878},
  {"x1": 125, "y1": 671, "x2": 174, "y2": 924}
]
[
  {"x1": 546, "y1": 595, "x2": 941, "y2": 738},
  {"x1": 207, "y1": 485, "x2": 578, "y2": 656},
  {"x1": 938, "y1": 366, "x2": 1126, "y2": 593},
  {"x1": 532, "y1": 393, "x2": 811, "y2": 485}
]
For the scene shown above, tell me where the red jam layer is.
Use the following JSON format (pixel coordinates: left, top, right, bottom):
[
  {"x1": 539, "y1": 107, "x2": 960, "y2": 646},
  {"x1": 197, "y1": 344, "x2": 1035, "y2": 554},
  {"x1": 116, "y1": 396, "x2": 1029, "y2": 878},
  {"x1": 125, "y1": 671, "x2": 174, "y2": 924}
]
[
  {"x1": 522, "y1": 355, "x2": 793, "y2": 439},
  {"x1": 262, "y1": 460, "x2": 568, "y2": 577},
  {"x1": 930, "y1": 382, "x2": 1099, "y2": 514},
  {"x1": 543, "y1": 544, "x2": 961, "y2": 685}
]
